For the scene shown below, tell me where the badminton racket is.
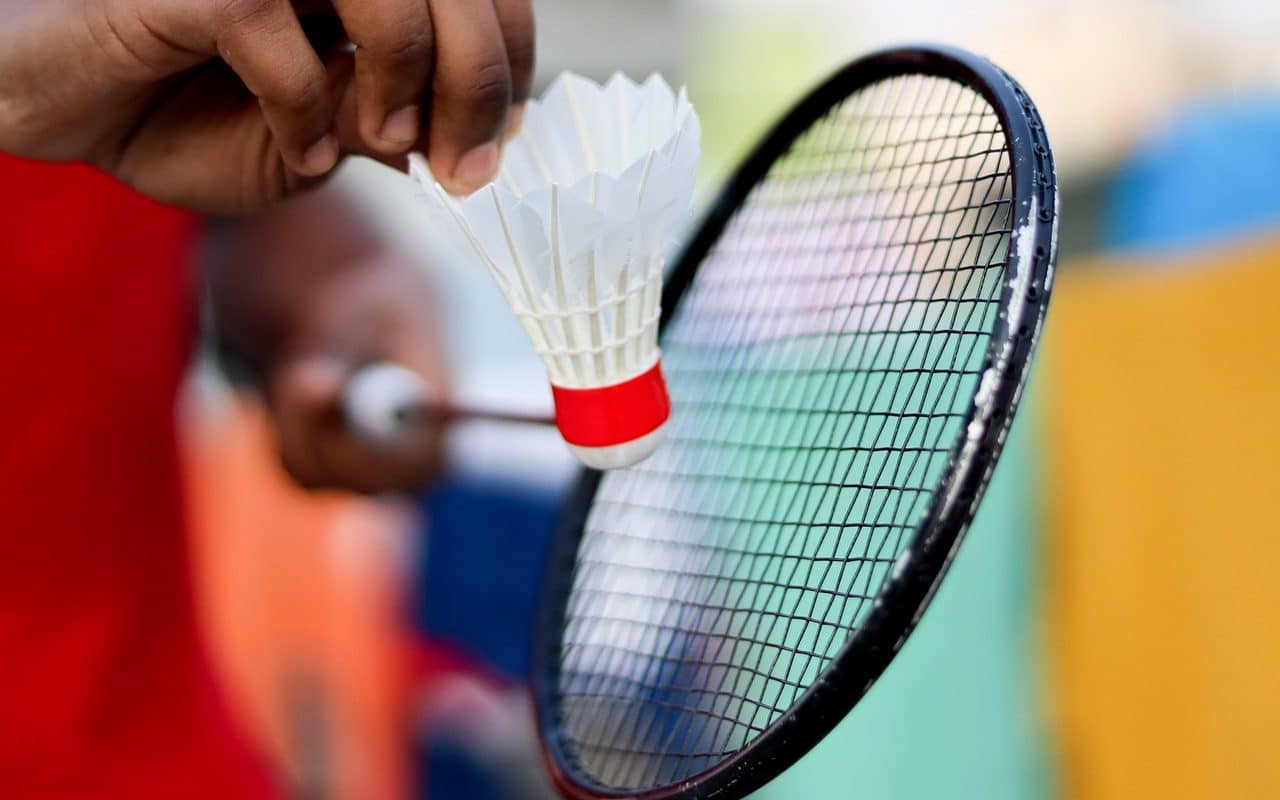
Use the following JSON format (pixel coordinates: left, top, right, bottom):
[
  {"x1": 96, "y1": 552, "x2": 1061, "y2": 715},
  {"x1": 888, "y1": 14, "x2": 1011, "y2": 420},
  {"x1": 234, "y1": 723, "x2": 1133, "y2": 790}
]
[
  {"x1": 531, "y1": 44, "x2": 1058, "y2": 800},
  {"x1": 343, "y1": 362, "x2": 555, "y2": 446}
]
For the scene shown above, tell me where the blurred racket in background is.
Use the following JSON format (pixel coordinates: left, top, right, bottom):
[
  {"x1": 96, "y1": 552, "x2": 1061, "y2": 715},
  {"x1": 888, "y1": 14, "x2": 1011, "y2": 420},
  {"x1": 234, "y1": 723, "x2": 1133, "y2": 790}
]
[
  {"x1": 530, "y1": 45, "x2": 1058, "y2": 800},
  {"x1": 344, "y1": 362, "x2": 556, "y2": 447}
]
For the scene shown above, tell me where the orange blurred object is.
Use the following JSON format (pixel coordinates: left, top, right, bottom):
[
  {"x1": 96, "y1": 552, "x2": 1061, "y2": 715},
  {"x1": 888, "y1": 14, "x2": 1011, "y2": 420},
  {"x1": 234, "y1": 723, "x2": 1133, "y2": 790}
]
[
  {"x1": 182, "y1": 391, "x2": 415, "y2": 800},
  {"x1": 1044, "y1": 235, "x2": 1280, "y2": 800}
]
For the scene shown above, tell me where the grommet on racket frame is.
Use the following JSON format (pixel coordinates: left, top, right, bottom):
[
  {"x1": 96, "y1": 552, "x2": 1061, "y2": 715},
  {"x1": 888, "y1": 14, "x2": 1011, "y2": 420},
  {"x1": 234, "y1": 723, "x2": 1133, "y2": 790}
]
[{"x1": 531, "y1": 44, "x2": 1058, "y2": 800}]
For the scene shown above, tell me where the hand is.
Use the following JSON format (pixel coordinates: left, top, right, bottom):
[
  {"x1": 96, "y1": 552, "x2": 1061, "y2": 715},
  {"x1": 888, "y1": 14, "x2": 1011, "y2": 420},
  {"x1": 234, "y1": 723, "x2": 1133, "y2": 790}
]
[
  {"x1": 264, "y1": 252, "x2": 449, "y2": 493},
  {"x1": 208, "y1": 187, "x2": 449, "y2": 493},
  {"x1": 0, "y1": 0, "x2": 534, "y2": 213}
]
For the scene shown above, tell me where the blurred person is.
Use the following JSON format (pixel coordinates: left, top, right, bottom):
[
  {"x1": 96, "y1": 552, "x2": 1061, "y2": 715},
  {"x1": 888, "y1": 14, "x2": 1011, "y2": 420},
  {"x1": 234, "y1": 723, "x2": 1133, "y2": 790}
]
[
  {"x1": 0, "y1": 0, "x2": 534, "y2": 797},
  {"x1": 205, "y1": 185, "x2": 451, "y2": 494}
]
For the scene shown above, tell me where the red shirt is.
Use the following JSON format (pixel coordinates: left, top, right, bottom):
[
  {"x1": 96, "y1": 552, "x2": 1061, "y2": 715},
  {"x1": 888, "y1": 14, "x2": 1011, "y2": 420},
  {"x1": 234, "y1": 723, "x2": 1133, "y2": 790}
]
[{"x1": 0, "y1": 156, "x2": 274, "y2": 798}]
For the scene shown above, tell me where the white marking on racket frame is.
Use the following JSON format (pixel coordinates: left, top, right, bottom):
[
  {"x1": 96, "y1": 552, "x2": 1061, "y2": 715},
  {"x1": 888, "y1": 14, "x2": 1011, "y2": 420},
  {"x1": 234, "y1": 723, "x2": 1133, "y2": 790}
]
[{"x1": 939, "y1": 196, "x2": 1038, "y2": 518}]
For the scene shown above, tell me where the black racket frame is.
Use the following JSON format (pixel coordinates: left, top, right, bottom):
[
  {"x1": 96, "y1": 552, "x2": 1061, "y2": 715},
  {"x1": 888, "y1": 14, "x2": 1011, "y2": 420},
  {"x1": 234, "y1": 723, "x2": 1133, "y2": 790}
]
[{"x1": 531, "y1": 44, "x2": 1058, "y2": 800}]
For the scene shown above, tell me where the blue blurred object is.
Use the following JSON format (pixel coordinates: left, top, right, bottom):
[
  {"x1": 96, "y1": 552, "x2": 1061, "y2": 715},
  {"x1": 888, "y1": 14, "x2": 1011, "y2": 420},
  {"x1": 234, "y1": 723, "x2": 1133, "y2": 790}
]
[
  {"x1": 419, "y1": 742, "x2": 508, "y2": 800},
  {"x1": 414, "y1": 475, "x2": 563, "y2": 800},
  {"x1": 415, "y1": 476, "x2": 561, "y2": 679},
  {"x1": 1104, "y1": 95, "x2": 1280, "y2": 252}
]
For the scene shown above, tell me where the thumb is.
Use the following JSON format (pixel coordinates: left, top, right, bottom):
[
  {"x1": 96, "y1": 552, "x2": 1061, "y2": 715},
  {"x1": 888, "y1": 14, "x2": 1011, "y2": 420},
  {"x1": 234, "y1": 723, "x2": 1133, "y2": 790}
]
[
  {"x1": 266, "y1": 353, "x2": 352, "y2": 488},
  {"x1": 269, "y1": 353, "x2": 351, "y2": 421}
]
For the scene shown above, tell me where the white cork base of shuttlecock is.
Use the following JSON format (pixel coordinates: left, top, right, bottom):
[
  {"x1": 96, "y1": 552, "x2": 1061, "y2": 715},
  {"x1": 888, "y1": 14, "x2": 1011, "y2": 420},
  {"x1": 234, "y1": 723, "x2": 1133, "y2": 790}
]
[{"x1": 567, "y1": 421, "x2": 667, "y2": 470}]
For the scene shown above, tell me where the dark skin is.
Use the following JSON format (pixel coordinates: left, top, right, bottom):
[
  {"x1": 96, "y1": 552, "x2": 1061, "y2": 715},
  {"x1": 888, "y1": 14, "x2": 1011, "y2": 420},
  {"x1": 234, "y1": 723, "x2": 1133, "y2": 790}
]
[
  {"x1": 208, "y1": 188, "x2": 450, "y2": 492},
  {"x1": 0, "y1": 0, "x2": 535, "y2": 212},
  {"x1": 0, "y1": 0, "x2": 534, "y2": 492}
]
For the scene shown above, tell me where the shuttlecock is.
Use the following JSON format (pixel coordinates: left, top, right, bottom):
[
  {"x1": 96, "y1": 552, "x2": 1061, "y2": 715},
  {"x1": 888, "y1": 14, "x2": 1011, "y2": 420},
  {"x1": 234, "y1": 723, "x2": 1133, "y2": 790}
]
[{"x1": 408, "y1": 72, "x2": 700, "y2": 469}]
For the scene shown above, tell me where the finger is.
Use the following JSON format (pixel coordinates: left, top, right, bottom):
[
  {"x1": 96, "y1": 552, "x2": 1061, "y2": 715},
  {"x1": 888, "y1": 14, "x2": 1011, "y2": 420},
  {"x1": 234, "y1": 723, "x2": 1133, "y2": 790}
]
[
  {"x1": 329, "y1": 0, "x2": 435, "y2": 156},
  {"x1": 316, "y1": 429, "x2": 444, "y2": 494},
  {"x1": 492, "y1": 0, "x2": 535, "y2": 139},
  {"x1": 268, "y1": 354, "x2": 350, "y2": 490},
  {"x1": 335, "y1": 336, "x2": 450, "y2": 489},
  {"x1": 271, "y1": 356, "x2": 445, "y2": 494},
  {"x1": 212, "y1": 0, "x2": 338, "y2": 176},
  {"x1": 425, "y1": 0, "x2": 512, "y2": 194},
  {"x1": 326, "y1": 45, "x2": 410, "y2": 171},
  {"x1": 322, "y1": 365, "x2": 447, "y2": 493}
]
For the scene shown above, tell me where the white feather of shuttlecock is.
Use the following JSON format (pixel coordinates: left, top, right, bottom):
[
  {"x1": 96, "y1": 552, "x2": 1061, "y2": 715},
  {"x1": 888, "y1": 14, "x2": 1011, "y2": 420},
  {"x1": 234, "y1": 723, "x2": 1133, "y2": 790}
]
[{"x1": 408, "y1": 72, "x2": 700, "y2": 391}]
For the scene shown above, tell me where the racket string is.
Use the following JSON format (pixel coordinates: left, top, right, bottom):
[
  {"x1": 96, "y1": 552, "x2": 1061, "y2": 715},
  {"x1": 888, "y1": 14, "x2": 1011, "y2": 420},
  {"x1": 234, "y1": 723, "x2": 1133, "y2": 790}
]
[{"x1": 551, "y1": 71, "x2": 1016, "y2": 790}]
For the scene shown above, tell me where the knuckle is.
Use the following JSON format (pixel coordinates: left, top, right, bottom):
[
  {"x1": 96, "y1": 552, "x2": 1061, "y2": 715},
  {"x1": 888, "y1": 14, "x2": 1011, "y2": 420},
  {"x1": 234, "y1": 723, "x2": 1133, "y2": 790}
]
[
  {"x1": 455, "y1": 61, "x2": 512, "y2": 114},
  {"x1": 270, "y1": 68, "x2": 328, "y2": 114},
  {"x1": 374, "y1": 29, "x2": 433, "y2": 74},
  {"x1": 216, "y1": 0, "x2": 278, "y2": 29}
]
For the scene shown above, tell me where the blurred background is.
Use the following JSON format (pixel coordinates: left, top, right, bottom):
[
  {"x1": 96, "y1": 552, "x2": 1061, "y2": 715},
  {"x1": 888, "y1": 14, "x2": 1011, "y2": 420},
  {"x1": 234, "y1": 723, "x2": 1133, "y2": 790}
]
[{"x1": 184, "y1": 1, "x2": 1280, "y2": 798}]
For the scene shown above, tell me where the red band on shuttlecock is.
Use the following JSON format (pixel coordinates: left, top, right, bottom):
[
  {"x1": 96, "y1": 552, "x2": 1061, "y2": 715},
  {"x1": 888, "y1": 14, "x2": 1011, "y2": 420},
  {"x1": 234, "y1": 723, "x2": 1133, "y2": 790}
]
[{"x1": 551, "y1": 361, "x2": 670, "y2": 448}]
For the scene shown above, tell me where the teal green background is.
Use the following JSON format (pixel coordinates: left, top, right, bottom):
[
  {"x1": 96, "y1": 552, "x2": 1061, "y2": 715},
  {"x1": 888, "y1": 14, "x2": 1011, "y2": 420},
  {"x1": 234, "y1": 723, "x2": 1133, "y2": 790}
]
[{"x1": 751, "y1": 386, "x2": 1052, "y2": 800}]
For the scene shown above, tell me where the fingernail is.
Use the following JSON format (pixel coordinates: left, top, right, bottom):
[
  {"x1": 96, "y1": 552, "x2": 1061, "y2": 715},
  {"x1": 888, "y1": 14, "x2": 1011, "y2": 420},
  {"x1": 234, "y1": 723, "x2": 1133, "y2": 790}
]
[
  {"x1": 451, "y1": 141, "x2": 500, "y2": 194},
  {"x1": 302, "y1": 134, "x2": 339, "y2": 175},
  {"x1": 505, "y1": 104, "x2": 526, "y2": 141},
  {"x1": 380, "y1": 105, "x2": 419, "y2": 144}
]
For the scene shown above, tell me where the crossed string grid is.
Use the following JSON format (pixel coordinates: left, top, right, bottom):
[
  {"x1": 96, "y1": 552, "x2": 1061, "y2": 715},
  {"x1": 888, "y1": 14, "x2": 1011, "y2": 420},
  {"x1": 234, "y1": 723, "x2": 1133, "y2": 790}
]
[{"x1": 547, "y1": 73, "x2": 1015, "y2": 792}]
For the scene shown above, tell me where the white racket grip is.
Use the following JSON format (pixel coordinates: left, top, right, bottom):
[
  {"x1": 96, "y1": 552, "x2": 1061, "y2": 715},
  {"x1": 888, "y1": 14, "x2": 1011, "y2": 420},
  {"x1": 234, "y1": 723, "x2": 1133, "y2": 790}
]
[{"x1": 343, "y1": 362, "x2": 433, "y2": 445}]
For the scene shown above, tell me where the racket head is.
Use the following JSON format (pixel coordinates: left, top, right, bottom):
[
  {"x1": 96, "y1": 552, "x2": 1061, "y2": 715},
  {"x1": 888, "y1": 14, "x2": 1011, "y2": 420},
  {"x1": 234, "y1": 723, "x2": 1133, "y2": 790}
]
[{"x1": 533, "y1": 44, "x2": 1058, "y2": 800}]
